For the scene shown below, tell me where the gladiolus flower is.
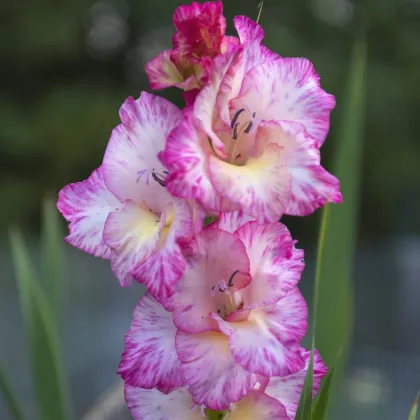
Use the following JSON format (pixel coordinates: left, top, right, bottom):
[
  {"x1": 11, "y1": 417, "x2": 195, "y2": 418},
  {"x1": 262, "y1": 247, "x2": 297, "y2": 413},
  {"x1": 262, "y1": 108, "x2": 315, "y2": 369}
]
[
  {"x1": 57, "y1": 92, "x2": 198, "y2": 299},
  {"x1": 162, "y1": 17, "x2": 342, "y2": 222}
]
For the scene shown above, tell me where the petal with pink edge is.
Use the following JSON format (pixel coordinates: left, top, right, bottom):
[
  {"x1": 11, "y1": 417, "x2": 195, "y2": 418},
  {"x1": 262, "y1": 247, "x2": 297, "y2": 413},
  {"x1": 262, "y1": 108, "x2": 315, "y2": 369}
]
[
  {"x1": 208, "y1": 143, "x2": 291, "y2": 223},
  {"x1": 161, "y1": 111, "x2": 237, "y2": 212},
  {"x1": 169, "y1": 228, "x2": 250, "y2": 333},
  {"x1": 57, "y1": 167, "x2": 122, "y2": 259},
  {"x1": 235, "y1": 221, "x2": 304, "y2": 307},
  {"x1": 211, "y1": 210, "x2": 254, "y2": 234},
  {"x1": 176, "y1": 331, "x2": 256, "y2": 410},
  {"x1": 118, "y1": 294, "x2": 183, "y2": 389},
  {"x1": 125, "y1": 385, "x2": 201, "y2": 420},
  {"x1": 214, "y1": 288, "x2": 308, "y2": 377},
  {"x1": 233, "y1": 16, "x2": 264, "y2": 44},
  {"x1": 227, "y1": 391, "x2": 288, "y2": 420},
  {"x1": 279, "y1": 121, "x2": 342, "y2": 215},
  {"x1": 145, "y1": 50, "x2": 184, "y2": 90},
  {"x1": 264, "y1": 349, "x2": 327, "y2": 419},
  {"x1": 132, "y1": 199, "x2": 195, "y2": 300},
  {"x1": 232, "y1": 58, "x2": 335, "y2": 147},
  {"x1": 102, "y1": 92, "x2": 182, "y2": 213},
  {"x1": 103, "y1": 201, "x2": 161, "y2": 286}
]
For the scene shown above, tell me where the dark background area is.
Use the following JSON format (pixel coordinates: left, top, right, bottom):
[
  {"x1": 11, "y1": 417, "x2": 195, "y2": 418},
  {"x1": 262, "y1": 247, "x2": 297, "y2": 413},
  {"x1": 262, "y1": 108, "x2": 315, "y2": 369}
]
[{"x1": 1, "y1": 0, "x2": 420, "y2": 418}]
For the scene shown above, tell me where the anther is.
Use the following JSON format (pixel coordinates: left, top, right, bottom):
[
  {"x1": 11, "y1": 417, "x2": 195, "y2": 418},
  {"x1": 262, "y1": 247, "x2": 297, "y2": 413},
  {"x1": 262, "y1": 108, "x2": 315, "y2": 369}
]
[
  {"x1": 244, "y1": 121, "x2": 253, "y2": 134},
  {"x1": 231, "y1": 108, "x2": 245, "y2": 128},
  {"x1": 152, "y1": 172, "x2": 166, "y2": 187},
  {"x1": 227, "y1": 270, "x2": 240, "y2": 288},
  {"x1": 232, "y1": 122, "x2": 240, "y2": 140}
]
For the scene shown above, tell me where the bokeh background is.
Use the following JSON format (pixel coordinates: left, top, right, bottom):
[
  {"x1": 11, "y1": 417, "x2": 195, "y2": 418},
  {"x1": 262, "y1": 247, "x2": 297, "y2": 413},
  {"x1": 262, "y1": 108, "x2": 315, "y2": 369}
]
[{"x1": 1, "y1": 0, "x2": 420, "y2": 419}]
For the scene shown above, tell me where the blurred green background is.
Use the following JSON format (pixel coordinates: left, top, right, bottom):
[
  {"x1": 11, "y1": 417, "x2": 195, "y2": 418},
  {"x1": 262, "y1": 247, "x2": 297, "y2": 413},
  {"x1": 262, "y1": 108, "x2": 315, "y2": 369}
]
[{"x1": 1, "y1": 0, "x2": 420, "y2": 419}]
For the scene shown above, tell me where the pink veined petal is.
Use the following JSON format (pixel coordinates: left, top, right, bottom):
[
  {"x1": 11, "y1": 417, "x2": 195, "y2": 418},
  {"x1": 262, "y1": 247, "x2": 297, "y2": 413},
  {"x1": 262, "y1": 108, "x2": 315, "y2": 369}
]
[
  {"x1": 233, "y1": 16, "x2": 265, "y2": 44},
  {"x1": 279, "y1": 121, "x2": 342, "y2": 215},
  {"x1": 102, "y1": 92, "x2": 182, "y2": 213},
  {"x1": 145, "y1": 50, "x2": 184, "y2": 90},
  {"x1": 161, "y1": 111, "x2": 237, "y2": 212},
  {"x1": 235, "y1": 221, "x2": 304, "y2": 307},
  {"x1": 57, "y1": 167, "x2": 122, "y2": 259},
  {"x1": 259, "y1": 120, "x2": 342, "y2": 216},
  {"x1": 103, "y1": 201, "x2": 161, "y2": 286},
  {"x1": 118, "y1": 293, "x2": 183, "y2": 390},
  {"x1": 125, "y1": 385, "x2": 202, "y2": 420},
  {"x1": 132, "y1": 198, "x2": 195, "y2": 301},
  {"x1": 193, "y1": 47, "x2": 243, "y2": 154},
  {"x1": 176, "y1": 330, "x2": 257, "y2": 410},
  {"x1": 231, "y1": 58, "x2": 336, "y2": 147},
  {"x1": 227, "y1": 391, "x2": 289, "y2": 420},
  {"x1": 208, "y1": 142, "x2": 291, "y2": 223},
  {"x1": 214, "y1": 288, "x2": 308, "y2": 377},
  {"x1": 169, "y1": 228, "x2": 251, "y2": 333},
  {"x1": 264, "y1": 349, "x2": 327, "y2": 419},
  {"x1": 211, "y1": 210, "x2": 255, "y2": 234}
]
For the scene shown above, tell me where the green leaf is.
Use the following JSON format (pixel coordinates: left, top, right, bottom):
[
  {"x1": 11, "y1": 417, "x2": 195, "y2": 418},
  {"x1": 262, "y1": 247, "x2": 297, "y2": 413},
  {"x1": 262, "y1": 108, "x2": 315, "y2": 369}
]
[
  {"x1": 9, "y1": 228, "x2": 71, "y2": 420},
  {"x1": 0, "y1": 361, "x2": 26, "y2": 420},
  {"x1": 311, "y1": 363, "x2": 336, "y2": 420},
  {"x1": 41, "y1": 197, "x2": 64, "y2": 318},
  {"x1": 314, "y1": 37, "x2": 367, "y2": 369},
  {"x1": 206, "y1": 410, "x2": 225, "y2": 420},
  {"x1": 409, "y1": 393, "x2": 419, "y2": 420},
  {"x1": 295, "y1": 350, "x2": 314, "y2": 420}
]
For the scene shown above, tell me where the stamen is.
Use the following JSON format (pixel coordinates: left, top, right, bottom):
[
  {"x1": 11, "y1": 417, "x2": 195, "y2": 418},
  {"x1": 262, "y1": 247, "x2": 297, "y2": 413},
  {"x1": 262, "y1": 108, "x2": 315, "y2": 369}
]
[
  {"x1": 227, "y1": 270, "x2": 240, "y2": 288},
  {"x1": 232, "y1": 122, "x2": 240, "y2": 140},
  {"x1": 244, "y1": 121, "x2": 253, "y2": 134},
  {"x1": 136, "y1": 169, "x2": 150, "y2": 184},
  {"x1": 231, "y1": 108, "x2": 245, "y2": 128},
  {"x1": 151, "y1": 172, "x2": 166, "y2": 187}
]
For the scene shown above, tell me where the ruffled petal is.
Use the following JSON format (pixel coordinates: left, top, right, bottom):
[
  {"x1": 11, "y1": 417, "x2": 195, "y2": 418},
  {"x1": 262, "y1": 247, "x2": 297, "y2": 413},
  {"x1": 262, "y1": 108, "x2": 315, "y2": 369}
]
[
  {"x1": 211, "y1": 210, "x2": 254, "y2": 234},
  {"x1": 118, "y1": 294, "x2": 183, "y2": 389},
  {"x1": 161, "y1": 111, "x2": 237, "y2": 212},
  {"x1": 103, "y1": 201, "x2": 161, "y2": 286},
  {"x1": 233, "y1": 16, "x2": 264, "y2": 44},
  {"x1": 57, "y1": 167, "x2": 122, "y2": 259},
  {"x1": 235, "y1": 221, "x2": 304, "y2": 307},
  {"x1": 264, "y1": 349, "x2": 327, "y2": 419},
  {"x1": 132, "y1": 199, "x2": 195, "y2": 300},
  {"x1": 145, "y1": 50, "x2": 184, "y2": 90},
  {"x1": 102, "y1": 92, "x2": 182, "y2": 213},
  {"x1": 125, "y1": 385, "x2": 201, "y2": 420},
  {"x1": 279, "y1": 121, "x2": 342, "y2": 215},
  {"x1": 232, "y1": 58, "x2": 335, "y2": 147},
  {"x1": 176, "y1": 331, "x2": 256, "y2": 410},
  {"x1": 169, "y1": 228, "x2": 251, "y2": 333},
  {"x1": 208, "y1": 143, "x2": 291, "y2": 222},
  {"x1": 214, "y1": 289, "x2": 308, "y2": 377},
  {"x1": 227, "y1": 391, "x2": 288, "y2": 420},
  {"x1": 104, "y1": 198, "x2": 194, "y2": 297}
]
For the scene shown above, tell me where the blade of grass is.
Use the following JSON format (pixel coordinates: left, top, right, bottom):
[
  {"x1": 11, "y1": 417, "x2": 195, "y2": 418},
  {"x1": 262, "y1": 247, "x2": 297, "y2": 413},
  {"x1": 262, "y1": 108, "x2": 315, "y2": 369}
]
[
  {"x1": 295, "y1": 351, "x2": 314, "y2": 420},
  {"x1": 314, "y1": 37, "x2": 367, "y2": 368},
  {"x1": 409, "y1": 393, "x2": 419, "y2": 420},
  {"x1": 311, "y1": 363, "x2": 336, "y2": 420},
  {"x1": 10, "y1": 228, "x2": 71, "y2": 420},
  {"x1": 0, "y1": 362, "x2": 26, "y2": 420},
  {"x1": 41, "y1": 197, "x2": 64, "y2": 318}
]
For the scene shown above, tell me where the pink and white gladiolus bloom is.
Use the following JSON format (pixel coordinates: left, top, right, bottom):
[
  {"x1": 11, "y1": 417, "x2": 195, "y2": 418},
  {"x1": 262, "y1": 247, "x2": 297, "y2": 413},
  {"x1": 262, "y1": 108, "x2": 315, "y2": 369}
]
[
  {"x1": 57, "y1": 92, "x2": 198, "y2": 300},
  {"x1": 119, "y1": 215, "x2": 308, "y2": 410},
  {"x1": 123, "y1": 348, "x2": 326, "y2": 419},
  {"x1": 162, "y1": 17, "x2": 342, "y2": 222}
]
